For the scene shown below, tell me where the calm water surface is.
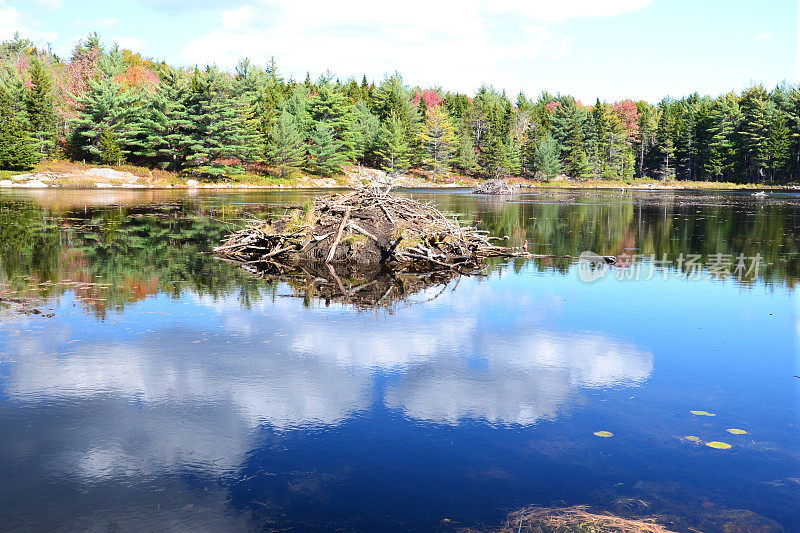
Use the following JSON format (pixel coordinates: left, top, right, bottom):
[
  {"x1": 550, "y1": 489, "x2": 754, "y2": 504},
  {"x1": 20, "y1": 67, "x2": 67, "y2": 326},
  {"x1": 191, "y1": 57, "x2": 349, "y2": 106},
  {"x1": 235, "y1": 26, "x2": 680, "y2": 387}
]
[{"x1": 0, "y1": 188, "x2": 797, "y2": 532}]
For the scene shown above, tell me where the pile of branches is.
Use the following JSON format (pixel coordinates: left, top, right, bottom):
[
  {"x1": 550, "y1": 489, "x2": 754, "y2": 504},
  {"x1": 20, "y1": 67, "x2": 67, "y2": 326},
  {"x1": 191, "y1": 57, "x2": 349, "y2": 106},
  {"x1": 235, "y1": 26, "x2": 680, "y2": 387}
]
[
  {"x1": 214, "y1": 188, "x2": 528, "y2": 275},
  {"x1": 472, "y1": 179, "x2": 516, "y2": 195}
]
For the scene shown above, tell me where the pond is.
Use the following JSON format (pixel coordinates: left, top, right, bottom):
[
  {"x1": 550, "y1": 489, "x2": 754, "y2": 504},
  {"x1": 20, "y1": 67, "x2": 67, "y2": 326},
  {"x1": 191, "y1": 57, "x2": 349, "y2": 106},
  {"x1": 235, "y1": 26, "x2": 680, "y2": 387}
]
[{"x1": 0, "y1": 188, "x2": 797, "y2": 532}]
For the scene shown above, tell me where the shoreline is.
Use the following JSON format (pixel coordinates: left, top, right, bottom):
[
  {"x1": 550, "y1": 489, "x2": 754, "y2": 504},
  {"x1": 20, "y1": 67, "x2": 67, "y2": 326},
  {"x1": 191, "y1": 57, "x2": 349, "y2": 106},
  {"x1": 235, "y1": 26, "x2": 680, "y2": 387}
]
[{"x1": 1, "y1": 161, "x2": 795, "y2": 192}]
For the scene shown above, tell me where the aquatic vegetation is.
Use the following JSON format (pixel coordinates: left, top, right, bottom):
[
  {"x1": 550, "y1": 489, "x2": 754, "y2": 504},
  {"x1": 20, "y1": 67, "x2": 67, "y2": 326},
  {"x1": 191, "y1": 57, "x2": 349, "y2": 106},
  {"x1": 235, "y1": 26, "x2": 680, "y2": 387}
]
[
  {"x1": 684, "y1": 436, "x2": 700, "y2": 442},
  {"x1": 726, "y1": 428, "x2": 747, "y2": 434},
  {"x1": 594, "y1": 431, "x2": 614, "y2": 437},
  {"x1": 491, "y1": 505, "x2": 675, "y2": 532},
  {"x1": 690, "y1": 410, "x2": 716, "y2": 416},
  {"x1": 706, "y1": 441, "x2": 732, "y2": 449}
]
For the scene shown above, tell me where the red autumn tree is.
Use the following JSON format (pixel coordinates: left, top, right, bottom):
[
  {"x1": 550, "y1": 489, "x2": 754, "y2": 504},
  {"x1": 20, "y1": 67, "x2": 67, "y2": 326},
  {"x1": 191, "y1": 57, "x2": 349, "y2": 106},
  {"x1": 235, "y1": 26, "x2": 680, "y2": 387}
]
[{"x1": 612, "y1": 100, "x2": 639, "y2": 145}]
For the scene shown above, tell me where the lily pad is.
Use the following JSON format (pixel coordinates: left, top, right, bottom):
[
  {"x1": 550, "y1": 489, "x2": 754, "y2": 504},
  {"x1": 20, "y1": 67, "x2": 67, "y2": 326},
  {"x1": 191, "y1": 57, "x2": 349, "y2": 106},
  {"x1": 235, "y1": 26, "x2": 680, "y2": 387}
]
[
  {"x1": 593, "y1": 431, "x2": 614, "y2": 438},
  {"x1": 706, "y1": 441, "x2": 732, "y2": 449},
  {"x1": 690, "y1": 410, "x2": 716, "y2": 416},
  {"x1": 685, "y1": 436, "x2": 700, "y2": 442},
  {"x1": 726, "y1": 428, "x2": 747, "y2": 435}
]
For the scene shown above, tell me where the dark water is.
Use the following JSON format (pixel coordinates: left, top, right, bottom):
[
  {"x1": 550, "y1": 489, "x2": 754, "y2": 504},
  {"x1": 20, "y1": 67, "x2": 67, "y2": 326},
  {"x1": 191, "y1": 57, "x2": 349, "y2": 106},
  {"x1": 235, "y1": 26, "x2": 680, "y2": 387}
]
[{"x1": 0, "y1": 188, "x2": 797, "y2": 532}]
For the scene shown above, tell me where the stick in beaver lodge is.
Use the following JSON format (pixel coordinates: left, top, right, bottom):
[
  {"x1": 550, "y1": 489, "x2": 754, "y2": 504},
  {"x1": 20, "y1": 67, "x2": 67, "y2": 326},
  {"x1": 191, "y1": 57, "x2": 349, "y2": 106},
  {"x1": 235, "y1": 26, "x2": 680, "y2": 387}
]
[
  {"x1": 472, "y1": 178, "x2": 516, "y2": 195},
  {"x1": 213, "y1": 188, "x2": 569, "y2": 307},
  {"x1": 214, "y1": 188, "x2": 537, "y2": 275}
]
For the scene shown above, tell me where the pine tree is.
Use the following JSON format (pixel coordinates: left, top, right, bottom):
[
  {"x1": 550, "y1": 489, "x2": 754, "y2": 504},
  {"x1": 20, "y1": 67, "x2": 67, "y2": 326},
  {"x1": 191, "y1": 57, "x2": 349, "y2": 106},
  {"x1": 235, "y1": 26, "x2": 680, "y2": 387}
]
[
  {"x1": 534, "y1": 134, "x2": 561, "y2": 179},
  {"x1": 739, "y1": 85, "x2": 771, "y2": 182},
  {"x1": 267, "y1": 108, "x2": 306, "y2": 178},
  {"x1": 704, "y1": 98, "x2": 737, "y2": 180},
  {"x1": 99, "y1": 128, "x2": 121, "y2": 165},
  {"x1": 420, "y1": 105, "x2": 456, "y2": 181},
  {"x1": 374, "y1": 74, "x2": 422, "y2": 165},
  {"x1": 655, "y1": 104, "x2": 677, "y2": 180},
  {"x1": 766, "y1": 112, "x2": 791, "y2": 182},
  {"x1": 182, "y1": 68, "x2": 261, "y2": 176},
  {"x1": 452, "y1": 130, "x2": 478, "y2": 174},
  {"x1": 150, "y1": 69, "x2": 193, "y2": 171},
  {"x1": 352, "y1": 100, "x2": 380, "y2": 164},
  {"x1": 70, "y1": 75, "x2": 139, "y2": 162},
  {"x1": 308, "y1": 121, "x2": 346, "y2": 176},
  {"x1": 564, "y1": 118, "x2": 589, "y2": 178},
  {"x1": 591, "y1": 99, "x2": 611, "y2": 175},
  {"x1": 636, "y1": 103, "x2": 657, "y2": 178},
  {"x1": 507, "y1": 130, "x2": 522, "y2": 176},
  {"x1": 0, "y1": 88, "x2": 38, "y2": 170},
  {"x1": 482, "y1": 127, "x2": 509, "y2": 179},
  {"x1": 24, "y1": 57, "x2": 57, "y2": 156},
  {"x1": 377, "y1": 113, "x2": 410, "y2": 175},
  {"x1": 307, "y1": 80, "x2": 358, "y2": 162},
  {"x1": 521, "y1": 129, "x2": 538, "y2": 175}
]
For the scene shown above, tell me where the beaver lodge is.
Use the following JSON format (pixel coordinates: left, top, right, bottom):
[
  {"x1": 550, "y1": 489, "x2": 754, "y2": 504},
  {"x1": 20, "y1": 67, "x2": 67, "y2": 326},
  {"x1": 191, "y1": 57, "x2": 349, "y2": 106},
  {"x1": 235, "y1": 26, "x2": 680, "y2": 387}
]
[
  {"x1": 472, "y1": 178, "x2": 516, "y2": 195},
  {"x1": 214, "y1": 188, "x2": 532, "y2": 307}
]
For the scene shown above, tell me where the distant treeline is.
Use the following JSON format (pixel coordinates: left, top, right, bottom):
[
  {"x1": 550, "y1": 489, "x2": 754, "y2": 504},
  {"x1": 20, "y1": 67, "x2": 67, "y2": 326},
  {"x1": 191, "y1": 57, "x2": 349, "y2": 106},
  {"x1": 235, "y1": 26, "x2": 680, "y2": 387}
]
[{"x1": 0, "y1": 33, "x2": 797, "y2": 183}]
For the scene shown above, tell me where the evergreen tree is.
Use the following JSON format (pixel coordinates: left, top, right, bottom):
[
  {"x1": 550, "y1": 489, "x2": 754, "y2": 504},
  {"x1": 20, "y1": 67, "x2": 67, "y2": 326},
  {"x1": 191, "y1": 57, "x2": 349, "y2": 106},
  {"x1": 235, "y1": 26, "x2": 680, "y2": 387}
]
[
  {"x1": 0, "y1": 88, "x2": 38, "y2": 170},
  {"x1": 377, "y1": 113, "x2": 410, "y2": 175},
  {"x1": 507, "y1": 137, "x2": 522, "y2": 176},
  {"x1": 766, "y1": 112, "x2": 791, "y2": 181},
  {"x1": 24, "y1": 57, "x2": 57, "y2": 156},
  {"x1": 452, "y1": 130, "x2": 478, "y2": 174},
  {"x1": 591, "y1": 99, "x2": 611, "y2": 175},
  {"x1": 99, "y1": 128, "x2": 121, "y2": 165},
  {"x1": 564, "y1": 118, "x2": 590, "y2": 177},
  {"x1": 151, "y1": 69, "x2": 193, "y2": 170},
  {"x1": 705, "y1": 98, "x2": 737, "y2": 180},
  {"x1": 739, "y1": 85, "x2": 771, "y2": 182},
  {"x1": 307, "y1": 121, "x2": 346, "y2": 176},
  {"x1": 534, "y1": 134, "x2": 561, "y2": 179},
  {"x1": 655, "y1": 104, "x2": 677, "y2": 179},
  {"x1": 374, "y1": 74, "x2": 422, "y2": 164},
  {"x1": 351, "y1": 100, "x2": 380, "y2": 164},
  {"x1": 70, "y1": 75, "x2": 138, "y2": 162},
  {"x1": 420, "y1": 105, "x2": 456, "y2": 181},
  {"x1": 482, "y1": 126, "x2": 510, "y2": 179},
  {"x1": 267, "y1": 108, "x2": 305, "y2": 178},
  {"x1": 636, "y1": 103, "x2": 657, "y2": 178},
  {"x1": 182, "y1": 68, "x2": 261, "y2": 175},
  {"x1": 307, "y1": 79, "x2": 358, "y2": 161}
]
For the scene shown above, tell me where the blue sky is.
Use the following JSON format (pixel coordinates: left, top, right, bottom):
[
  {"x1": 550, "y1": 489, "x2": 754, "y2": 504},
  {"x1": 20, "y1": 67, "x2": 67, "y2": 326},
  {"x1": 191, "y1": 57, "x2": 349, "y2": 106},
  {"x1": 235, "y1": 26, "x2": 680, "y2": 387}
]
[{"x1": 1, "y1": 0, "x2": 796, "y2": 102}]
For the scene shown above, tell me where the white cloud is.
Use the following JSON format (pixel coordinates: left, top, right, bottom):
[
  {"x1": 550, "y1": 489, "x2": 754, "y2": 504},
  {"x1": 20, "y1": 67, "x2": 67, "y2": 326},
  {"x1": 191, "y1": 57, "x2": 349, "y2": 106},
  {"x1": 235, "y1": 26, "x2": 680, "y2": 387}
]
[
  {"x1": 0, "y1": 2, "x2": 22, "y2": 41},
  {"x1": 97, "y1": 17, "x2": 119, "y2": 28},
  {"x1": 0, "y1": 1, "x2": 58, "y2": 44},
  {"x1": 114, "y1": 36, "x2": 145, "y2": 51},
  {"x1": 31, "y1": 0, "x2": 63, "y2": 9},
  {"x1": 752, "y1": 32, "x2": 774, "y2": 41},
  {"x1": 488, "y1": 0, "x2": 651, "y2": 21},
  {"x1": 179, "y1": 0, "x2": 648, "y2": 93}
]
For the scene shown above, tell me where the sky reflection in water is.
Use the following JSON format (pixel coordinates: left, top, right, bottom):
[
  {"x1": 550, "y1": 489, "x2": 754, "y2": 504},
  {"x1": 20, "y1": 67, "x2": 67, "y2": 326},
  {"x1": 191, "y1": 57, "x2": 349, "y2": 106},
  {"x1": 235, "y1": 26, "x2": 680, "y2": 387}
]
[{"x1": 0, "y1": 189, "x2": 797, "y2": 532}]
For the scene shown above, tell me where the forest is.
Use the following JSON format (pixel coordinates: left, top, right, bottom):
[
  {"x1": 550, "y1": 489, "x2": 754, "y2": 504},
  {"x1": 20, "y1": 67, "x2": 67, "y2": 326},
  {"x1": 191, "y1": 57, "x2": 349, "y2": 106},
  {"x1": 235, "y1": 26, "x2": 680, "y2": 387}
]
[{"x1": 0, "y1": 32, "x2": 797, "y2": 184}]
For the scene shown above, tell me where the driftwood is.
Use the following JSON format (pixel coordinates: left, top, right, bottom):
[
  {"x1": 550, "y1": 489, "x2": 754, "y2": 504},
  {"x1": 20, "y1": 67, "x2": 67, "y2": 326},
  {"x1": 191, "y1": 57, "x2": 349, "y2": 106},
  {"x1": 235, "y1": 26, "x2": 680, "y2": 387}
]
[
  {"x1": 472, "y1": 179, "x2": 516, "y2": 195},
  {"x1": 214, "y1": 188, "x2": 531, "y2": 275}
]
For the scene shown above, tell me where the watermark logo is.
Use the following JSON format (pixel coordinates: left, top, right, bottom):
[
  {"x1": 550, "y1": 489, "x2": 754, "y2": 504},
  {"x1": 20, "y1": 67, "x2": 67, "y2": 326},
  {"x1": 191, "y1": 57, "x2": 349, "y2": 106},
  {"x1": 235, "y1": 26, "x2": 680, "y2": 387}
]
[
  {"x1": 577, "y1": 251, "x2": 612, "y2": 283},
  {"x1": 577, "y1": 252, "x2": 763, "y2": 283}
]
